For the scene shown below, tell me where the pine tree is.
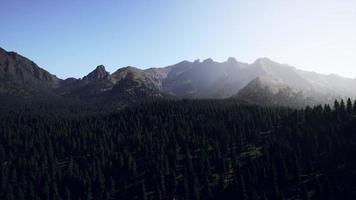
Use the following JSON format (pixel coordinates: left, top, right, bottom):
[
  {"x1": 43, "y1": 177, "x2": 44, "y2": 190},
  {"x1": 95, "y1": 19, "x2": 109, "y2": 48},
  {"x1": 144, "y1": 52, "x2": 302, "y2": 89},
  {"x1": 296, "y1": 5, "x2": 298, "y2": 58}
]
[
  {"x1": 340, "y1": 99, "x2": 346, "y2": 112},
  {"x1": 334, "y1": 100, "x2": 340, "y2": 111},
  {"x1": 346, "y1": 98, "x2": 353, "y2": 114}
]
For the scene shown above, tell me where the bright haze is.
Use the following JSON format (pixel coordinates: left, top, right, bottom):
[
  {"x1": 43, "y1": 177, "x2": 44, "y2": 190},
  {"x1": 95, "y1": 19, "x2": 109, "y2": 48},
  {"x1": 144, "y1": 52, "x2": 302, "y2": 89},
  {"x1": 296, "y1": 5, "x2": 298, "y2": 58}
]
[{"x1": 0, "y1": 0, "x2": 355, "y2": 79}]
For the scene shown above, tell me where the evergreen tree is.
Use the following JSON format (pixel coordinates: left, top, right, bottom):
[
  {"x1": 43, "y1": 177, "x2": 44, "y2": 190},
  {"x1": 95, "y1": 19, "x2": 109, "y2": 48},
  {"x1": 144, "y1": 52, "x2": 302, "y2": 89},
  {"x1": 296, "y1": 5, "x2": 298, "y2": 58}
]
[
  {"x1": 0, "y1": 99, "x2": 356, "y2": 199},
  {"x1": 346, "y1": 98, "x2": 353, "y2": 114}
]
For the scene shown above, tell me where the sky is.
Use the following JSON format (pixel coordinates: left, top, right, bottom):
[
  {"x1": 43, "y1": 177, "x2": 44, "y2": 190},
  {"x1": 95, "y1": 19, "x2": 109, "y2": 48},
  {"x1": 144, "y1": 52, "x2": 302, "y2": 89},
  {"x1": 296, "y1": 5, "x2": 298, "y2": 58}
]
[{"x1": 0, "y1": 0, "x2": 355, "y2": 79}]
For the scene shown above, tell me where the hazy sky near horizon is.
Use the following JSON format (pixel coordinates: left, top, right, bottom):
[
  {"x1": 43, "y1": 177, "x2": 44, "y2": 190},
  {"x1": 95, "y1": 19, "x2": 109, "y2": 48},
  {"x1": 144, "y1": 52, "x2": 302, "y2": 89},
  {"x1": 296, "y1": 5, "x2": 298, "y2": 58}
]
[{"x1": 0, "y1": 0, "x2": 355, "y2": 78}]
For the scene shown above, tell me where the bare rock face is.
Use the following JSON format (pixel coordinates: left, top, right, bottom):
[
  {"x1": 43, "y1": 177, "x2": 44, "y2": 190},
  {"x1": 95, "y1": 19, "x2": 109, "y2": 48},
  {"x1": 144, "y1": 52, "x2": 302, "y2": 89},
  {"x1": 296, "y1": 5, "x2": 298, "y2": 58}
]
[{"x1": 82, "y1": 65, "x2": 109, "y2": 82}]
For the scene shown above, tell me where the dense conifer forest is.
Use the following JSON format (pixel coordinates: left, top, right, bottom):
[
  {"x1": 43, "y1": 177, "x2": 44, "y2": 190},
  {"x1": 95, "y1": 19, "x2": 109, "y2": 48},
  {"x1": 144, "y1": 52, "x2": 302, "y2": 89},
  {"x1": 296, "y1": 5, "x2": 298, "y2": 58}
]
[{"x1": 1, "y1": 99, "x2": 356, "y2": 200}]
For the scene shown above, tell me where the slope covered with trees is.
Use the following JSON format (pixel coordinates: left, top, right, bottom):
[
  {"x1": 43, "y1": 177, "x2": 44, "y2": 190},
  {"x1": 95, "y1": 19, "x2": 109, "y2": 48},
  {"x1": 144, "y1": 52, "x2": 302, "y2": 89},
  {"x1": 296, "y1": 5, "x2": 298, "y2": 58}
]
[{"x1": 1, "y1": 99, "x2": 356, "y2": 199}]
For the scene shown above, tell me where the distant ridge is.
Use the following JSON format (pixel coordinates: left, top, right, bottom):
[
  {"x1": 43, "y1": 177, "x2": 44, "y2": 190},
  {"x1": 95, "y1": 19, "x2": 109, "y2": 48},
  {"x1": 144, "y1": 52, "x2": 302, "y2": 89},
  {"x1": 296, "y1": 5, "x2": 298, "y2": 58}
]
[{"x1": 1, "y1": 46, "x2": 355, "y2": 107}]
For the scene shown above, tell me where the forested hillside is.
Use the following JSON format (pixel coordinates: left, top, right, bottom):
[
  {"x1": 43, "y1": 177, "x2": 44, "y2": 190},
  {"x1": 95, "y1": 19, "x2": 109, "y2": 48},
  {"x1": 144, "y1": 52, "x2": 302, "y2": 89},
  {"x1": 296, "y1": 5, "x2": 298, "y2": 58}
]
[{"x1": 1, "y1": 99, "x2": 356, "y2": 200}]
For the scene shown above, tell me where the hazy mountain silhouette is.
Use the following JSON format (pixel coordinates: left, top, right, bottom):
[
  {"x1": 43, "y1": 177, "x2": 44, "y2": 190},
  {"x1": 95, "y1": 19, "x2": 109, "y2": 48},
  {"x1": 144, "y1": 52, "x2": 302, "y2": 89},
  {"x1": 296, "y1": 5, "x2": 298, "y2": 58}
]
[
  {"x1": 0, "y1": 47, "x2": 355, "y2": 107},
  {"x1": 234, "y1": 75, "x2": 319, "y2": 107}
]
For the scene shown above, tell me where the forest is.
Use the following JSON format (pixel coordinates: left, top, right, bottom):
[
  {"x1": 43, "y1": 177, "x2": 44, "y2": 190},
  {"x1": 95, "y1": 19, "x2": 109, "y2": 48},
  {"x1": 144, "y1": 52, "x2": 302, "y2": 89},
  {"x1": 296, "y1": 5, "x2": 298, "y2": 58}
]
[{"x1": 1, "y1": 99, "x2": 356, "y2": 200}]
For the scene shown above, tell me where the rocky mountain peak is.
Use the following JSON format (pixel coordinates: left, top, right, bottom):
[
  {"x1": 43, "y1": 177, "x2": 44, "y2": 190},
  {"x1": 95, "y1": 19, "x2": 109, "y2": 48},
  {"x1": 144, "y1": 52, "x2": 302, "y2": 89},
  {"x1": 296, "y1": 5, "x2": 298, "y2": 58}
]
[
  {"x1": 83, "y1": 65, "x2": 109, "y2": 82},
  {"x1": 95, "y1": 65, "x2": 106, "y2": 71},
  {"x1": 227, "y1": 57, "x2": 238, "y2": 64},
  {"x1": 254, "y1": 57, "x2": 273, "y2": 64},
  {"x1": 203, "y1": 58, "x2": 214, "y2": 63},
  {"x1": 1, "y1": 46, "x2": 356, "y2": 107}
]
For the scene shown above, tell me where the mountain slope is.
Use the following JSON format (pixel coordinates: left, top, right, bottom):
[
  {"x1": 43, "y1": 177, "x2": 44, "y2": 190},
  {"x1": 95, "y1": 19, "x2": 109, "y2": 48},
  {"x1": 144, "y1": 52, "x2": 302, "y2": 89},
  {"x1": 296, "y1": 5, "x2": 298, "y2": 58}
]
[
  {"x1": 162, "y1": 58, "x2": 251, "y2": 98},
  {"x1": 235, "y1": 75, "x2": 318, "y2": 107},
  {"x1": 1, "y1": 46, "x2": 356, "y2": 107},
  {"x1": 0, "y1": 47, "x2": 60, "y2": 96},
  {"x1": 58, "y1": 65, "x2": 168, "y2": 107},
  {"x1": 0, "y1": 47, "x2": 166, "y2": 105},
  {"x1": 232, "y1": 59, "x2": 350, "y2": 107}
]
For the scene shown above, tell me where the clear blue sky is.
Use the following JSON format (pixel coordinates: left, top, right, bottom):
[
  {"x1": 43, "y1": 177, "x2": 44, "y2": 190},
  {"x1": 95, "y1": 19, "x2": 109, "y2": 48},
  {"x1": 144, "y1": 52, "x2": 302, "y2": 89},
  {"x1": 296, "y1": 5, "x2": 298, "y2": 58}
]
[{"x1": 1, "y1": 0, "x2": 355, "y2": 78}]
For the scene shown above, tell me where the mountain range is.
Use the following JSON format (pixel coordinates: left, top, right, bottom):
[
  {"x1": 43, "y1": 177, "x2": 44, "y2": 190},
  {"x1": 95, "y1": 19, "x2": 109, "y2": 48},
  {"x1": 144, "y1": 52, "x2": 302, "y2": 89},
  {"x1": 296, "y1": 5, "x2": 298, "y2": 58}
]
[{"x1": 1, "y1": 47, "x2": 355, "y2": 108}]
